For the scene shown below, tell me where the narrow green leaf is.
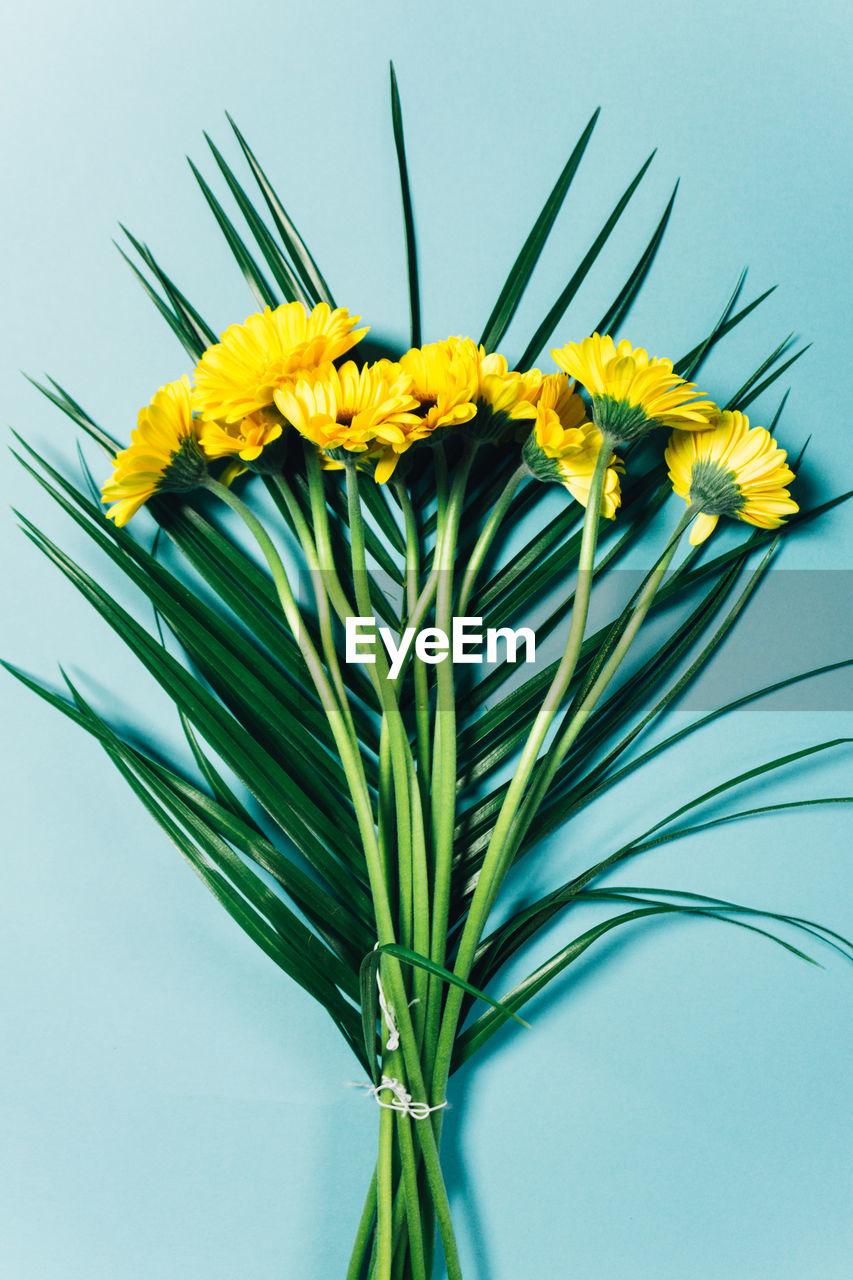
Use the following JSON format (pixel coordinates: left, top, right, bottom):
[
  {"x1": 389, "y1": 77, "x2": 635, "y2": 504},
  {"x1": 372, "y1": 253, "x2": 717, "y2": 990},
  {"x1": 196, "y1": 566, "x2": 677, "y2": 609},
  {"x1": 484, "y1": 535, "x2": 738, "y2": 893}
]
[
  {"x1": 23, "y1": 374, "x2": 121, "y2": 454},
  {"x1": 517, "y1": 150, "x2": 656, "y2": 369},
  {"x1": 97, "y1": 723, "x2": 369, "y2": 1068},
  {"x1": 188, "y1": 157, "x2": 278, "y2": 309},
  {"x1": 769, "y1": 388, "x2": 791, "y2": 433},
  {"x1": 479, "y1": 107, "x2": 600, "y2": 353},
  {"x1": 378, "y1": 943, "x2": 530, "y2": 1027},
  {"x1": 456, "y1": 901, "x2": 821, "y2": 1067},
  {"x1": 725, "y1": 332, "x2": 795, "y2": 409},
  {"x1": 2, "y1": 658, "x2": 374, "y2": 963},
  {"x1": 66, "y1": 668, "x2": 361, "y2": 1001},
  {"x1": 596, "y1": 182, "x2": 679, "y2": 336},
  {"x1": 359, "y1": 947, "x2": 382, "y2": 1083},
  {"x1": 578, "y1": 886, "x2": 853, "y2": 965},
  {"x1": 18, "y1": 519, "x2": 373, "y2": 911},
  {"x1": 203, "y1": 134, "x2": 308, "y2": 305},
  {"x1": 359, "y1": 943, "x2": 529, "y2": 1071},
  {"x1": 675, "y1": 271, "x2": 747, "y2": 380},
  {"x1": 733, "y1": 346, "x2": 811, "y2": 413},
  {"x1": 119, "y1": 224, "x2": 218, "y2": 349},
  {"x1": 389, "y1": 63, "x2": 421, "y2": 348},
  {"x1": 227, "y1": 113, "x2": 335, "y2": 307},
  {"x1": 455, "y1": 548, "x2": 749, "y2": 863},
  {"x1": 14, "y1": 445, "x2": 363, "y2": 815},
  {"x1": 675, "y1": 280, "x2": 776, "y2": 379},
  {"x1": 114, "y1": 241, "x2": 205, "y2": 361}
]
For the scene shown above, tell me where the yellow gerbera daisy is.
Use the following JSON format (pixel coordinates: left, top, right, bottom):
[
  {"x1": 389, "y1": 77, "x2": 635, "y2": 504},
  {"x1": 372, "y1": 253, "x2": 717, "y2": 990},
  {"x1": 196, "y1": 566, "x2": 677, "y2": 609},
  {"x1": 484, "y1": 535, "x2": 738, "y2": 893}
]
[
  {"x1": 192, "y1": 301, "x2": 368, "y2": 423},
  {"x1": 523, "y1": 374, "x2": 621, "y2": 517},
  {"x1": 274, "y1": 360, "x2": 422, "y2": 483},
  {"x1": 552, "y1": 334, "x2": 717, "y2": 445},
  {"x1": 101, "y1": 376, "x2": 207, "y2": 526},
  {"x1": 665, "y1": 409, "x2": 798, "y2": 545},
  {"x1": 468, "y1": 350, "x2": 543, "y2": 441},
  {"x1": 199, "y1": 405, "x2": 284, "y2": 468},
  {"x1": 399, "y1": 337, "x2": 479, "y2": 436}
]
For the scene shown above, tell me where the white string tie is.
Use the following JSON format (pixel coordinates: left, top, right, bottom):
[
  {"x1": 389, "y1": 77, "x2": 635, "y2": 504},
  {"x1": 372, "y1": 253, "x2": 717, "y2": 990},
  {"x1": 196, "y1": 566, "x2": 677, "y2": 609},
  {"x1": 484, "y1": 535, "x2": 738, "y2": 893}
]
[
  {"x1": 360, "y1": 1076, "x2": 448, "y2": 1121},
  {"x1": 374, "y1": 946, "x2": 400, "y2": 1051}
]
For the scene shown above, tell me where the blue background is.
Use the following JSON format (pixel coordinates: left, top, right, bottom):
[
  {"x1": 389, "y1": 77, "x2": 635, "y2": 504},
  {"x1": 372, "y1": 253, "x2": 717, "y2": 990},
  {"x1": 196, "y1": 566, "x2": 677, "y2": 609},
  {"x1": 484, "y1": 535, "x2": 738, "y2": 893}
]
[{"x1": 2, "y1": 1, "x2": 852, "y2": 1276}]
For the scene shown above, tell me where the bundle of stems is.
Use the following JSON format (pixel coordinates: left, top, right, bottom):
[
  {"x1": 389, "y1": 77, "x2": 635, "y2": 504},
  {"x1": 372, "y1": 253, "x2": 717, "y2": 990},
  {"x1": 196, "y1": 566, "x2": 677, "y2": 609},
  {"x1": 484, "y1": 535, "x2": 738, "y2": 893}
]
[{"x1": 6, "y1": 70, "x2": 852, "y2": 1280}]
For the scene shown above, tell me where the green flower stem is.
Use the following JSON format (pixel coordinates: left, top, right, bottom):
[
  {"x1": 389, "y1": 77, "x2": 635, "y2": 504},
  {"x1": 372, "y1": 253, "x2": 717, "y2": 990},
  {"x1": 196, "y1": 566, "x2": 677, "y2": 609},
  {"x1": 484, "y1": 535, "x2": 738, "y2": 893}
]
[
  {"x1": 269, "y1": 472, "x2": 355, "y2": 740},
  {"x1": 346, "y1": 1166, "x2": 378, "y2": 1280},
  {"x1": 390, "y1": 1173, "x2": 411, "y2": 1268},
  {"x1": 286, "y1": 457, "x2": 453, "y2": 1272},
  {"x1": 456, "y1": 463, "x2": 526, "y2": 615},
  {"x1": 375, "y1": 1101, "x2": 396, "y2": 1279},
  {"x1": 394, "y1": 478, "x2": 432, "y2": 793},
  {"x1": 407, "y1": 751, "x2": 430, "y2": 1045},
  {"x1": 350, "y1": 1168, "x2": 411, "y2": 1280},
  {"x1": 424, "y1": 441, "x2": 477, "y2": 1063},
  {"x1": 363, "y1": 972, "x2": 460, "y2": 1279},
  {"x1": 378, "y1": 722, "x2": 394, "y2": 882},
  {"x1": 430, "y1": 447, "x2": 610, "y2": 1102},
  {"x1": 508, "y1": 508, "x2": 694, "y2": 852},
  {"x1": 346, "y1": 464, "x2": 418, "y2": 952},
  {"x1": 376, "y1": 965, "x2": 461, "y2": 1278},
  {"x1": 392, "y1": 445, "x2": 450, "y2": 665},
  {"x1": 304, "y1": 449, "x2": 398, "y2": 876},
  {"x1": 304, "y1": 443, "x2": 358, "y2": 624},
  {"x1": 393, "y1": 1107, "x2": 428, "y2": 1280},
  {"x1": 393, "y1": 478, "x2": 431, "y2": 1025}
]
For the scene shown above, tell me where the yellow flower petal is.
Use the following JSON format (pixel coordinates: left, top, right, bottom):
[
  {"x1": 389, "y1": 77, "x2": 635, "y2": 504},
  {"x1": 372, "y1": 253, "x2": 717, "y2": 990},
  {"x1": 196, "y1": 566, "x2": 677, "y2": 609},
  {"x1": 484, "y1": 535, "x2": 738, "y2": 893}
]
[
  {"x1": 665, "y1": 410, "x2": 798, "y2": 543},
  {"x1": 101, "y1": 376, "x2": 205, "y2": 525},
  {"x1": 192, "y1": 302, "x2": 368, "y2": 422}
]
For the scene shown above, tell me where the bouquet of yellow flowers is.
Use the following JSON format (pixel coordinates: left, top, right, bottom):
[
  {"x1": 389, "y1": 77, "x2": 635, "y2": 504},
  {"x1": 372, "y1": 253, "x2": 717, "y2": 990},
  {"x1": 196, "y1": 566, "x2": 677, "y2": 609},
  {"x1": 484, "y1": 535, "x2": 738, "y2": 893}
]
[{"x1": 7, "y1": 71, "x2": 850, "y2": 1280}]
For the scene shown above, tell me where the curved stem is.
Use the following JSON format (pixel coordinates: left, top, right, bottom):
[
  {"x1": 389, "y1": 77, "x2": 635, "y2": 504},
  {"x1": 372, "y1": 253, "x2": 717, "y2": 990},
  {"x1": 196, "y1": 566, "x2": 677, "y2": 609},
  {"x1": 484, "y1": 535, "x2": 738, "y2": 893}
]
[
  {"x1": 456, "y1": 463, "x2": 526, "y2": 615},
  {"x1": 394, "y1": 446, "x2": 449, "y2": 654},
  {"x1": 270, "y1": 472, "x2": 356, "y2": 742},
  {"x1": 304, "y1": 443, "x2": 357, "y2": 623},
  {"x1": 506, "y1": 509, "x2": 694, "y2": 857},
  {"x1": 394, "y1": 478, "x2": 432, "y2": 1008}
]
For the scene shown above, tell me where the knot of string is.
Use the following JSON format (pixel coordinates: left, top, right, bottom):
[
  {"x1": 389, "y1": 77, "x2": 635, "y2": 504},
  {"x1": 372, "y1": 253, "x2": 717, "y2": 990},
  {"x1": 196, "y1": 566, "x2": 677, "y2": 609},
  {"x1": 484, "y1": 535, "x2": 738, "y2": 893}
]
[{"x1": 360, "y1": 1076, "x2": 448, "y2": 1122}]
